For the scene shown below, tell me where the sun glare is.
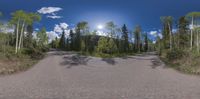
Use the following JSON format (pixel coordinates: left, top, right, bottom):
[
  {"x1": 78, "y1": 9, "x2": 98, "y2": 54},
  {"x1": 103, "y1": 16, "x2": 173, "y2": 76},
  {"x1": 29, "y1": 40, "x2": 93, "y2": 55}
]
[{"x1": 97, "y1": 25, "x2": 103, "y2": 29}]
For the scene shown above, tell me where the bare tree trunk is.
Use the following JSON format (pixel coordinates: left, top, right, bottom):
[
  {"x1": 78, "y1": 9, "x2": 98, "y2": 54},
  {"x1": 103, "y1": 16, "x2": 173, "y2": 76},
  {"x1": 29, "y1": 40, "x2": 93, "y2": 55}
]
[
  {"x1": 197, "y1": 30, "x2": 199, "y2": 53},
  {"x1": 15, "y1": 19, "x2": 20, "y2": 54},
  {"x1": 18, "y1": 20, "x2": 25, "y2": 50},
  {"x1": 177, "y1": 29, "x2": 180, "y2": 49},
  {"x1": 168, "y1": 22, "x2": 172, "y2": 50},
  {"x1": 191, "y1": 16, "x2": 194, "y2": 50}
]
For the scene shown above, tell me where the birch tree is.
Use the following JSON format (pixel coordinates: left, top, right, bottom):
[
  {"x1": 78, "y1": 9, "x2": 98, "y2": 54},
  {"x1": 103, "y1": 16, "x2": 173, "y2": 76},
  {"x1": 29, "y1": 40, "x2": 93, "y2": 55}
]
[
  {"x1": 186, "y1": 12, "x2": 200, "y2": 50},
  {"x1": 10, "y1": 10, "x2": 41, "y2": 53}
]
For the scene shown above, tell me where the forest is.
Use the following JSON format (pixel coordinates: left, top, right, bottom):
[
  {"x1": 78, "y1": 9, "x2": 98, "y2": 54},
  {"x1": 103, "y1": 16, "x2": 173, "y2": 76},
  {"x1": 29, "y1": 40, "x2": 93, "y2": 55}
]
[{"x1": 0, "y1": 10, "x2": 200, "y2": 74}]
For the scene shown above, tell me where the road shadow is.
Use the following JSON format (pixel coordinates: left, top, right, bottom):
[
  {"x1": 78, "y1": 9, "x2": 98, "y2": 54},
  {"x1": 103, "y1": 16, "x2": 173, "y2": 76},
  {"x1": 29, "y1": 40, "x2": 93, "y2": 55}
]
[
  {"x1": 119, "y1": 52, "x2": 165, "y2": 69},
  {"x1": 150, "y1": 57, "x2": 163, "y2": 69},
  {"x1": 47, "y1": 51, "x2": 78, "y2": 56},
  {"x1": 101, "y1": 58, "x2": 116, "y2": 65},
  {"x1": 60, "y1": 54, "x2": 91, "y2": 69},
  {"x1": 120, "y1": 52, "x2": 157, "y2": 60}
]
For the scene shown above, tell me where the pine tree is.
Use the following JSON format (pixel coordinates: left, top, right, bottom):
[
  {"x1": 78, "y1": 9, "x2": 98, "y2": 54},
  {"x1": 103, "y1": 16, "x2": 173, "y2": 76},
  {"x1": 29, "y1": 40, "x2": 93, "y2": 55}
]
[
  {"x1": 75, "y1": 28, "x2": 81, "y2": 51},
  {"x1": 122, "y1": 24, "x2": 129, "y2": 53},
  {"x1": 59, "y1": 30, "x2": 66, "y2": 49},
  {"x1": 178, "y1": 16, "x2": 189, "y2": 49},
  {"x1": 134, "y1": 25, "x2": 141, "y2": 52},
  {"x1": 69, "y1": 30, "x2": 74, "y2": 50},
  {"x1": 144, "y1": 32, "x2": 148, "y2": 52}
]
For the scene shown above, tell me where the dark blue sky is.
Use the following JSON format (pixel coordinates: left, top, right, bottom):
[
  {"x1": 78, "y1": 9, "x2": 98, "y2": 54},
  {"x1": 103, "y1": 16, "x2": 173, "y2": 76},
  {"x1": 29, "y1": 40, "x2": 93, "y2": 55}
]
[{"x1": 0, "y1": 0, "x2": 200, "y2": 32}]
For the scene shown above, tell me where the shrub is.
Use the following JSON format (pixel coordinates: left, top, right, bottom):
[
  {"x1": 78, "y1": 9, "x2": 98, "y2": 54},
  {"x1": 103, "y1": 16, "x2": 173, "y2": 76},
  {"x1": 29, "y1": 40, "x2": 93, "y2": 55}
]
[
  {"x1": 166, "y1": 49, "x2": 185, "y2": 61},
  {"x1": 21, "y1": 47, "x2": 44, "y2": 59}
]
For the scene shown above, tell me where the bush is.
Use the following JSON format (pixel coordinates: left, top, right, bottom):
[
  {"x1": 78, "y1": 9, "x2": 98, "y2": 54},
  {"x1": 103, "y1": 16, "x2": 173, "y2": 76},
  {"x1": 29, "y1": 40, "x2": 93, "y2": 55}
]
[
  {"x1": 21, "y1": 47, "x2": 44, "y2": 59},
  {"x1": 166, "y1": 49, "x2": 185, "y2": 61}
]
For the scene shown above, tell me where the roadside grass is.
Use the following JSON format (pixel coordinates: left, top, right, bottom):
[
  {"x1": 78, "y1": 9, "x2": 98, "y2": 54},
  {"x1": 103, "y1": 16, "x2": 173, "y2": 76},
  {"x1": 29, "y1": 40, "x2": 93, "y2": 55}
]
[
  {"x1": 0, "y1": 46, "x2": 46, "y2": 75},
  {"x1": 0, "y1": 55, "x2": 38, "y2": 75},
  {"x1": 160, "y1": 49, "x2": 200, "y2": 75}
]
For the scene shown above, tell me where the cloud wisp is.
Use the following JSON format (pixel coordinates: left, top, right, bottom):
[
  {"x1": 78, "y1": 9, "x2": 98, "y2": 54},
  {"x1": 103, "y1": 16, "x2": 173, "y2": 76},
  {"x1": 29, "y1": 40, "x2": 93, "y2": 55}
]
[{"x1": 38, "y1": 7, "x2": 63, "y2": 19}]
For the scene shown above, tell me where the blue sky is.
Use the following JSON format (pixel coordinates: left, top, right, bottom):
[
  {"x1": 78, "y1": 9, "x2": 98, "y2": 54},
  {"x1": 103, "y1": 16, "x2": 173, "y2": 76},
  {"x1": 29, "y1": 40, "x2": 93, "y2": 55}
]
[{"x1": 0, "y1": 0, "x2": 200, "y2": 40}]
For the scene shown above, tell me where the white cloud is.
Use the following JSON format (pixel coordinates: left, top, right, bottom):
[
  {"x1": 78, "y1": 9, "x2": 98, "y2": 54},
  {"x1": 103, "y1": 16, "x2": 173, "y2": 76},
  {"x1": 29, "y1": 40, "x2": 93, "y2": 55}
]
[
  {"x1": 131, "y1": 38, "x2": 135, "y2": 42},
  {"x1": 149, "y1": 31, "x2": 157, "y2": 36},
  {"x1": 32, "y1": 31, "x2": 38, "y2": 39},
  {"x1": 54, "y1": 24, "x2": 63, "y2": 33},
  {"x1": 38, "y1": 7, "x2": 62, "y2": 14},
  {"x1": 172, "y1": 29, "x2": 177, "y2": 33},
  {"x1": 60, "y1": 23, "x2": 69, "y2": 29},
  {"x1": 96, "y1": 30, "x2": 107, "y2": 36},
  {"x1": 38, "y1": 7, "x2": 63, "y2": 19},
  {"x1": 47, "y1": 22, "x2": 70, "y2": 42},
  {"x1": 0, "y1": 24, "x2": 14, "y2": 33},
  {"x1": 47, "y1": 15, "x2": 62, "y2": 19},
  {"x1": 158, "y1": 33, "x2": 163, "y2": 39},
  {"x1": 153, "y1": 41, "x2": 156, "y2": 44},
  {"x1": 47, "y1": 31, "x2": 59, "y2": 42},
  {"x1": 35, "y1": 28, "x2": 39, "y2": 31}
]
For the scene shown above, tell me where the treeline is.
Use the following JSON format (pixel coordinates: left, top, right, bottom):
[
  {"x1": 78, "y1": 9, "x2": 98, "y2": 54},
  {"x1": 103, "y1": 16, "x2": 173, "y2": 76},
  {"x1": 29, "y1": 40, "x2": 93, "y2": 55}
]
[
  {"x1": 51, "y1": 21, "x2": 155, "y2": 56},
  {"x1": 157, "y1": 12, "x2": 200, "y2": 73},
  {"x1": 0, "y1": 10, "x2": 48, "y2": 59}
]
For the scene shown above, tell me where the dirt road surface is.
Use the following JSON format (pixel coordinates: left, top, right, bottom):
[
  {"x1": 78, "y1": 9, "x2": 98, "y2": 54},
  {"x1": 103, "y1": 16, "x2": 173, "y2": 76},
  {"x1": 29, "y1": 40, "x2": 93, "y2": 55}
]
[{"x1": 0, "y1": 51, "x2": 200, "y2": 99}]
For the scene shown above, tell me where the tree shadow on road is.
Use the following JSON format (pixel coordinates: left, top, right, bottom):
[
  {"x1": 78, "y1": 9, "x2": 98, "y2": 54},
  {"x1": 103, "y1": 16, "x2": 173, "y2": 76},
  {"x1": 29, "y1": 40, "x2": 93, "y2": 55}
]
[
  {"x1": 119, "y1": 53, "x2": 166, "y2": 69},
  {"x1": 150, "y1": 58, "x2": 164, "y2": 69},
  {"x1": 48, "y1": 51, "x2": 78, "y2": 56},
  {"x1": 101, "y1": 58, "x2": 116, "y2": 65},
  {"x1": 60, "y1": 54, "x2": 91, "y2": 69}
]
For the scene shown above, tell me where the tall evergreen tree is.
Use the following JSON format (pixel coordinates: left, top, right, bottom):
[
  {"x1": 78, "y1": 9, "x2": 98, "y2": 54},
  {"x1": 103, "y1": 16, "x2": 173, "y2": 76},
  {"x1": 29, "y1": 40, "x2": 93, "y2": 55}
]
[
  {"x1": 144, "y1": 32, "x2": 148, "y2": 52},
  {"x1": 134, "y1": 25, "x2": 141, "y2": 52},
  {"x1": 75, "y1": 28, "x2": 81, "y2": 51},
  {"x1": 25, "y1": 25, "x2": 33, "y2": 48},
  {"x1": 178, "y1": 16, "x2": 189, "y2": 49},
  {"x1": 160, "y1": 16, "x2": 173, "y2": 50},
  {"x1": 59, "y1": 30, "x2": 66, "y2": 49},
  {"x1": 77, "y1": 21, "x2": 89, "y2": 51},
  {"x1": 122, "y1": 24, "x2": 129, "y2": 52},
  {"x1": 69, "y1": 29, "x2": 74, "y2": 51}
]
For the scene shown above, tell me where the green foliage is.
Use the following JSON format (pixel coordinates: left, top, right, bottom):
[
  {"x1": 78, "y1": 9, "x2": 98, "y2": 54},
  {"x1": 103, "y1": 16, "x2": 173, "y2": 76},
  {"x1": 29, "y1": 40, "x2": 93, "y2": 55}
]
[
  {"x1": 144, "y1": 32, "x2": 148, "y2": 52},
  {"x1": 97, "y1": 37, "x2": 109, "y2": 54},
  {"x1": 166, "y1": 49, "x2": 185, "y2": 61},
  {"x1": 134, "y1": 25, "x2": 141, "y2": 52},
  {"x1": 106, "y1": 21, "x2": 117, "y2": 37},
  {"x1": 69, "y1": 30, "x2": 74, "y2": 50},
  {"x1": 186, "y1": 12, "x2": 200, "y2": 19},
  {"x1": 160, "y1": 16, "x2": 173, "y2": 49},
  {"x1": 108, "y1": 38, "x2": 118, "y2": 54},
  {"x1": 177, "y1": 16, "x2": 189, "y2": 49},
  {"x1": 81, "y1": 39, "x2": 86, "y2": 52},
  {"x1": 37, "y1": 27, "x2": 48, "y2": 47},
  {"x1": 74, "y1": 28, "x2": 81, "y2": 51},
  {"x1": 0, "y1": 12, "x2": 2, "y2": 16},
  {"x1": 122, "y1": 24, "x2": 129, "y2": 52},
  {"x1": 59, "y1": 30, "x2": 66, "y2": 49}
]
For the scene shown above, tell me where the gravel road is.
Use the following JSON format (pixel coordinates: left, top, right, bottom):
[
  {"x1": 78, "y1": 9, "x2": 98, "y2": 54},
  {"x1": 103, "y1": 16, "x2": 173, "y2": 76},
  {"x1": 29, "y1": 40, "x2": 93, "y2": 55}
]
[{"x1": 0, "y1": 51, "x2": 200, "y2": 99}]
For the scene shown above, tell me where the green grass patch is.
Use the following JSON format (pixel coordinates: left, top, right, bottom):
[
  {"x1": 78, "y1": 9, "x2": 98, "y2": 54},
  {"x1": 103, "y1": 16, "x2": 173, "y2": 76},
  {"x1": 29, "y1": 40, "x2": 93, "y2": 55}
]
[{"x1": 0, "y1": 47, "x2": 45, "y2": 75}]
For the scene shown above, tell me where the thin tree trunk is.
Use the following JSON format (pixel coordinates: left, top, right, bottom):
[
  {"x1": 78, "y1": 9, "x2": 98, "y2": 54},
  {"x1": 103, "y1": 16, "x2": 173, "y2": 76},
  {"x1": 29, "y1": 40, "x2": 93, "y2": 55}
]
[
  {"x1": 168, "y1": 22, "x2": 172, "y2": 50},
  {"x1": 191, "y1": 16, "x2": 194, "y2": 50},
  {"x1": 177, "y1": 29, "x2": 180, "y2": 49},
  {"x1": 15, "y1": 19, "x2": 20, "y2": 54},
  {"x1": 197, "y1": 29, "x2": 199, "y2": 53},
  {"x1": 18, "y1": 20, "x2": 25, "y2": 50}
]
